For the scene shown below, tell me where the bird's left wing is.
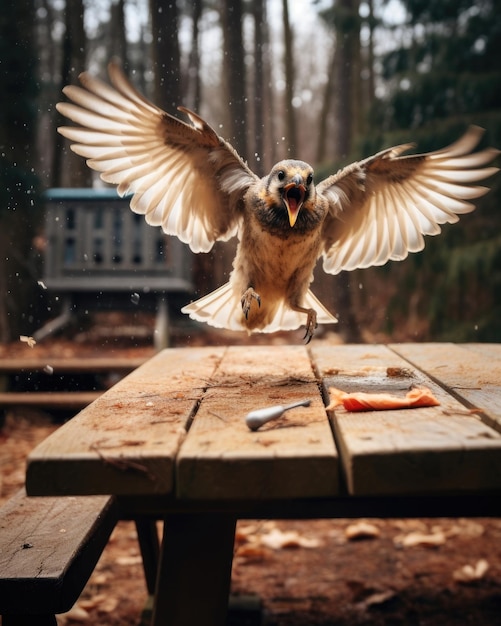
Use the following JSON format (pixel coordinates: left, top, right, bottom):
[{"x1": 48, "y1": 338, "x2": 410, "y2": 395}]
[
  {"x1": 56, "y1": 60, "x2": 258, "y2": 252},
  {"x1": 317, "y1": 127, "x2": 499, "y2": 274}
]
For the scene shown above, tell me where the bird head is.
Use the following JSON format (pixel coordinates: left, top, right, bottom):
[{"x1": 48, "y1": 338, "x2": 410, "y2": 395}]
[{"x1": 268, "y1": 160, "x2": 314, "y2": 227}]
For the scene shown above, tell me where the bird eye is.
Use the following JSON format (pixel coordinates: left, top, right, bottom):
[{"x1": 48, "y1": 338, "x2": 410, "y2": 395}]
[
  {"x1": 307, "y1": 173, "x2": 313, "y2": 185},
  {"x1": 277, "y1": 170, "x2": 285, "y2": 181}
]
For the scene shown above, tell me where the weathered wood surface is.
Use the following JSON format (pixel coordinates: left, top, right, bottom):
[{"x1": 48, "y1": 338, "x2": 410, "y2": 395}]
[
  {"x1": 390, "y1": 343, "x2": 501, "y2": 432},
  {"x1": 176, "y1": 346, "x2": 339, "y2": 499},
  {"x1": 0, "y1": 391, "x2": 101, "y2": 409},
  {"x1": 0, "y1": 489, "x2": 116, "y2": 614},
  {"x1": 0, "y1": 357, "x2": 146, "y2": 373},
  {"x1": 312, "y1": 344, "x2": 501, "y2": 496},
  {"x1": 0, "y1": 357, "x2": 146, "y2": 409},
  {"x1": 26, "y1": 347, "x2": 225, "y2": 496},
  {"x1": 26, "y1": 344, "x2": 501, "y2": 501}
]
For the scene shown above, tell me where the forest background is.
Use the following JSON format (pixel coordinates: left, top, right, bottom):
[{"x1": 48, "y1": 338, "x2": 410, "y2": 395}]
[{"x1": 1, "y1": 0, "x2": 500, "y2": 345}]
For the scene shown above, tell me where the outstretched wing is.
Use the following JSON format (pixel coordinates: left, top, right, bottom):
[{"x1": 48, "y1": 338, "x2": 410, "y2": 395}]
[
  {"x1": 317, "y1": 127, "x2": 499, "y2": 274},
  {"x1": 57, "y1": 60, "x2": 258, "y2": 252}
]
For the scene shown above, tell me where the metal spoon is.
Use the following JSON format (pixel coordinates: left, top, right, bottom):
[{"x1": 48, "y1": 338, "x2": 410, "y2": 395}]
[{"x1": 245, "y1": 399, "x2": 311, "y2": 431}]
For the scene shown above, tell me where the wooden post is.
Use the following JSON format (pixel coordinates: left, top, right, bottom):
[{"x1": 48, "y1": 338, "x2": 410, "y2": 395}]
[{"x1": 152, "y1": 513, "x2": 237, "y2": 626}]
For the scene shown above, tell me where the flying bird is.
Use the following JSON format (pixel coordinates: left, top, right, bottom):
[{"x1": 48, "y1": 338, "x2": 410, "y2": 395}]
[{"x1": 56, "y1": 61, "x2": 499, "y2": 342}]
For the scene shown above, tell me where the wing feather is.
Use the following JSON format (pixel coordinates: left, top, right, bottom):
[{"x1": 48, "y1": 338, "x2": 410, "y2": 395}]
[
  {"x1": 319, "y1": 127, "x2": 499, "y2": 274},
  {"x1": 57, "y1": 60, "x2": 257, "y2": 253}
]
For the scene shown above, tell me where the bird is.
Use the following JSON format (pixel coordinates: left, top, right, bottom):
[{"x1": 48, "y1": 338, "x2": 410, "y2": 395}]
[{"x1": 56, "y1": 60, "x2": 499, "y2": 343}]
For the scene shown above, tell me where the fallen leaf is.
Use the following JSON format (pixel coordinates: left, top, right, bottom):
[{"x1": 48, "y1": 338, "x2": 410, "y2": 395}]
[
  {"x1": 259, "y1": 527, "x2": 322, "y2": 550},
  {"x1": 359, "y1": 590, "x2": 397, "y2": 609},
  {"x1": 235, "y1": 544, "x2": 271, "y2": 561},
  {"x1": 453, "y1": 559, "x2": 489, "y2": 583},
  {"x1": 394, "y1": 531, "x2": 447, "y2": 548},
  {"x1": 19, "y1": 335, "x2": 36, "y2": 348},
  {"x1": 115, "y1": 555, "x2": 143, "y2": 566},
  {"x1": 345, "y1": 521, "x2": 380, "y2": 541},
  {"x1": 60, "y1": 604, "x2": 90, "y2": 621}
]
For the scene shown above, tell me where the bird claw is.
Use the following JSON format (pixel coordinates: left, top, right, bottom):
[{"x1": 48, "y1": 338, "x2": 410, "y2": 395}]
[
  {"x1": 302, "y1": 309, "x2": 318, "y2": 344},
  {"x1": 241, "y1": 288, "x2": 261, "y2": 319}
]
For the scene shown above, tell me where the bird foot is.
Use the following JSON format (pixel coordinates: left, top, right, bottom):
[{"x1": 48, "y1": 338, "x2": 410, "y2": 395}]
[
  {"x1": 303, "y1": 309, "x2": 318, "y2": 344},
  {"x1": 241, "y1": 287, "x2": 261, "y2": 319}
]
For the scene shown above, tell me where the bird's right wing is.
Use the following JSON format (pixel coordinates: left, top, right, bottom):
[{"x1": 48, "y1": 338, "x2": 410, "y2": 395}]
[{"x1": 57, "y1": 60, "x2": 258, "y2": 252}]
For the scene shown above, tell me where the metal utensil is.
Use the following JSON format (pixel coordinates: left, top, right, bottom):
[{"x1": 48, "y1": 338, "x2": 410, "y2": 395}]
[{"x1": 245, "y1": 399, "x2": 311, "y2": 431}]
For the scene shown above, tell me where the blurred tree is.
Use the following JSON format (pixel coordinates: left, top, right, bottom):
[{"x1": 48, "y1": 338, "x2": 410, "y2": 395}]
[
  {"x1": 149, "y1": 0, "x2": 182, "y2": 112},
  {"x1": 220, "y1": 0, "x2": 248, "y2": 159},
  {"x1": 359, "y1": 0, "x2": 501, "y2": 341},
  {"x1": 0, "y1": 0, "x2": 42, "y2": 342},
  {"x1": 251, "y1": 0, "x2": 265, "y2": 175},
  {"x1": 282, "y1": 0, "x2": 297, "y2": 156},
  {"x1": 53, "y1": 0, "x2": 92, "y2": 187},
  {"x1": 316, "y1": 0, "x2": 363, "y2": 342},
  {"x1": 186, "y1": 0, "x2": 203, "y2": 112},
  {"x1": 110, "y1": 0, "x2": 129, "y2": 70}
]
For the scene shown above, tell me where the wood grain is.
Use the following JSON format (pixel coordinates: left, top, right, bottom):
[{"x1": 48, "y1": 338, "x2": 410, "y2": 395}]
[
  {"x1": 26, "y1": 347, "x2": 226, "y2": 496},
  {"x1": 0, "y1": 489, "x2": 116, "y2": 613},
  {"x1": 391, "y1": 343, "x2": 501, "y2": 432},
  {"x1": 176, "y1": 346, "x2": 339, "y2": 499},
  {"x1": 312, "y1": 344, "x2": 501, "y2": 496}
]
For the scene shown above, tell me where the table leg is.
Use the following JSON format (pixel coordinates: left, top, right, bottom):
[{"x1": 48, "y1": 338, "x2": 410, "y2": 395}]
[
  {"x1": 151, "y1": 513, "x2": 237, "y2": 626},
  {"x1": 135, "y1": 517, "x2": 160, "y2": 596}
]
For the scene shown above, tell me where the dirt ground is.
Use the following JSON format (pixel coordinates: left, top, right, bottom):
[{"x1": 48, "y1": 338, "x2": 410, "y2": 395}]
[{"x1": 1, "y1": 318, "x2": 501, "y2": 625}]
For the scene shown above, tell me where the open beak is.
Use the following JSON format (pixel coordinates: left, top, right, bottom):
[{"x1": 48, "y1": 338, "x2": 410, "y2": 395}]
[{"x1": 282, "y1": 182, "x2": 306, "y2": 227}]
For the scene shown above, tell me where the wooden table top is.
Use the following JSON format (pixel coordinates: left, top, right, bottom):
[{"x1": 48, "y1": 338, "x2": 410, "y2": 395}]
[{"x1": 26, "y1": 343, "x2": 501, "y2": 501}]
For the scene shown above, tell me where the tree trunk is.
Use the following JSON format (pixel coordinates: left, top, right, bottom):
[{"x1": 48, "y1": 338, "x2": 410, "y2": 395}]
[
  {"x1": 332, "y1": 0, "x2": 362, "y2": 341},
  {"x1": 110, "y1": 0, "x2": 128, "y2": 71},
  {"x1": 252, "y1": 0, "x2": 265, "y2": 175},
  {"x1": 0, "y1": 0, "x2": 43, "y2": 342},
  {"x1": 316, "y1": 40, "x2": 337, "y2": 164},
  {"x1": 282, "y1": 0, "x2": 296, "y2": 156},
  {"x1": 53, "y1": 0, "x2": 91, "y2": 187},
  {"x1": 187, "y1": 0, "x2": 203, "y2": 112},
  {"x1": 220, "y1": 0, "x2": 248, "y2": 159},
  {"x1": 149, "y1": 0, "x2": 182, "y2": 112}
]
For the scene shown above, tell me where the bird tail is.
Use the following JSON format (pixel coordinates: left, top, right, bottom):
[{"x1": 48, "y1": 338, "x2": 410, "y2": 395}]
[{"x1": 181, "y1": 282, "x2": 338, "y2": 333}]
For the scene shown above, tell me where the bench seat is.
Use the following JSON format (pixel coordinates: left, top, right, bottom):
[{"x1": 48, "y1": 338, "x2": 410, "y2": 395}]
[{"x1": 0, "y1": 489, "x2": 118, "y2": 625}]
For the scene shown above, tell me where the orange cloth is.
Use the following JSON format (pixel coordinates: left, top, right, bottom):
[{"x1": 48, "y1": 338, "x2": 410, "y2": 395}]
[{"x1": 327, "y1": 387, "x2": 440, "y2": 412}]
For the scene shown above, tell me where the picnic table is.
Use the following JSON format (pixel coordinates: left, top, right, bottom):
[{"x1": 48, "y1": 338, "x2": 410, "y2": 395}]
[{"x1": 25, "y1": 343, "x2": 501, "y2": 625}]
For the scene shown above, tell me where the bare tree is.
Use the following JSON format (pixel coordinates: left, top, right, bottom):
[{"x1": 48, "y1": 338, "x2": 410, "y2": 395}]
[
  {"x1": 334, "y1": 0, "x2": 361, "y2": 160},
  {"x1": 316, "y1": 39, "x2": 337, "y2": 164},
  {"x1": 0, "y1": 0, "x2": 42, "y2": 341},
  {"x1": 251, "y1": 0, "x2": 265, "y2": 175},
  {"x1": 110, "y1": 0, "x2": 128, "y2": 70},
  {"x1": 149, "y1": 0, "x2": 182, "y2": 112},
  {"x1": 282, "y1": 0, "x2": 296, "y2": 156},
  {"x1": 220, "y1": 0, "x2": 248, "y2": 159},
  {"x1": 53, "y1": 0, "x2": 91, "y2": 187}
]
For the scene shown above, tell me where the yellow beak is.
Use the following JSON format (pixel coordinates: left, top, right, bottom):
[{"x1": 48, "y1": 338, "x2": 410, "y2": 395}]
[{"x1": 283, "y1": 183, "x2": 306, "y2": 227}]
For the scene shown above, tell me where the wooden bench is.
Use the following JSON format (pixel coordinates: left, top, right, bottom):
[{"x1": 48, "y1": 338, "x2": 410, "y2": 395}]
[
  {"x1": 0, "y1": 357, "x2": 146, "y2": 412},
  {"x1": 0, "y1": 489, "x2": 118, "y2": 626}
]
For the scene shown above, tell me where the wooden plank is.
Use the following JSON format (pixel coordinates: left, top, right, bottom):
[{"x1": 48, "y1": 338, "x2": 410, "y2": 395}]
[
  {"x1": 0, "y1": 489, "x2": 117, "y2": 614},
  {"x1": 152, "y1": 514, "x2": 236, "y2": 626},
  {"x1": 0, "y1": 357, "x2": 146, "y2": 373},
  {"x1": 0, "y1": 391, "x2": 101, "y2": 409},
  {"x1": 311, "y1": 344, "x2": 501, "y2": 496},
  {"x1": 390, "y1": 343, "x2": 501, "y2": 432},
  {"x1": 26, "y1": 347, "x2": 226, "y2": 497},
  {"x1": 177, "y1": 346, "x2": 339, "y2": 500}
]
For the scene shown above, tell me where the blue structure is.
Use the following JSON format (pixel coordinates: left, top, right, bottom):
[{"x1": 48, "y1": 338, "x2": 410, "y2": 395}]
[{"x1": 36, "y1": 188, "x2": 193, "y2": 347}]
